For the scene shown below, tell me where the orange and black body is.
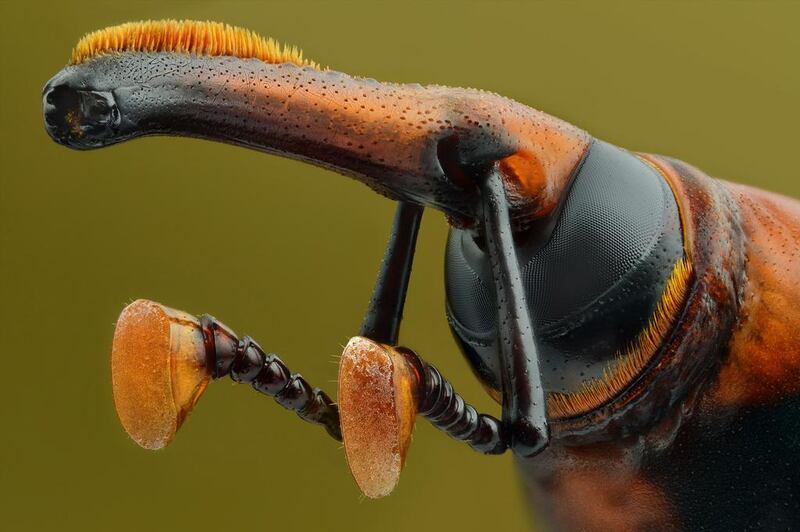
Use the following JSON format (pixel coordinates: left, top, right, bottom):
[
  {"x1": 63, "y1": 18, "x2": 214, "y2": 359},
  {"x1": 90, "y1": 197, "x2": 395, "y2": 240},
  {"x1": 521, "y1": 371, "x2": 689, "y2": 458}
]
[
  {"x1": 511, "y1": 156, "x2": 800, "y2": 530},
  {"x1": 42, "y1": 21, "x2": 800, "y2": 531}
]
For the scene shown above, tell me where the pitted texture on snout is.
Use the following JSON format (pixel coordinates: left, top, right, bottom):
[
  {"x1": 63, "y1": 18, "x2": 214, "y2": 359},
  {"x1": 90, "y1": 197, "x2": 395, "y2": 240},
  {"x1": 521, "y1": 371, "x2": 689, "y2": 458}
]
[{"x1": 43, "y1": 52, "x2": 588, "y2": 225}]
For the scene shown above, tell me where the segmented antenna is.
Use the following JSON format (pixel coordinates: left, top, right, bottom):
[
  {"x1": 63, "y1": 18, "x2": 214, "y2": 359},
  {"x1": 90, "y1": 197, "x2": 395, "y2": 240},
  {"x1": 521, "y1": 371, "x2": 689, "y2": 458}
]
[
  {"x1": 400, "y1": 347, "x2": 507, "y2": 455},
  {"x1": 199, "y1": 315, "x2": 342, "y2": 441}
]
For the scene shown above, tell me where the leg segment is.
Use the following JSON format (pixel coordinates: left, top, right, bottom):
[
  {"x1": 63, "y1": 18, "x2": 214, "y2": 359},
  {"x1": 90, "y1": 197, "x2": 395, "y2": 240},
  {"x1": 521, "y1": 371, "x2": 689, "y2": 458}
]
[
  {"x1": 480, "y1": 166, "x2": 549, "y2": 457},
  {"x1": 359, "y1": 201, "x2": 424, "y2": 345}
]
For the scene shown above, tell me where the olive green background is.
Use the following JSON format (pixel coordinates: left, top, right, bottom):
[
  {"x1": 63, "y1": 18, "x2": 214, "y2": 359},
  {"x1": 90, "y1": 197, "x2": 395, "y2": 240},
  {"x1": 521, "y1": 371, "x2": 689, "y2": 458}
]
[{"x1": 1, "y1": 1, "x2": 798, "y2": 531}]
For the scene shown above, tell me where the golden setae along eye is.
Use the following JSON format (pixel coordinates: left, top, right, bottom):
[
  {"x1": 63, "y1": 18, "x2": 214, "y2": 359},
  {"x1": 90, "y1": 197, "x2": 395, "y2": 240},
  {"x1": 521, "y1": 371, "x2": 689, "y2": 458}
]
[{"x1": 547, "y1": 256, "x2": 692, "y2": 418}]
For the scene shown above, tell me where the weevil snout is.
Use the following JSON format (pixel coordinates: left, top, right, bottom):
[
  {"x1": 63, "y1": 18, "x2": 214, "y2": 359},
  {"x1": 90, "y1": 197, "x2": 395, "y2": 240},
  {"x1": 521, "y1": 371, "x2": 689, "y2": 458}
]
[{"x1": 41, "y1": 21, "x2": 589, "y2": 227}]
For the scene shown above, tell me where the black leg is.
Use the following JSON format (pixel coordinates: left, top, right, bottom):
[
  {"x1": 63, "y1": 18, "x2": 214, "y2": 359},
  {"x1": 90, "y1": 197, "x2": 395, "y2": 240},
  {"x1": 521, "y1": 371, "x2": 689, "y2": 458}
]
[
  {"x1": 480, "y1": 165, "x2": 549, "y2": 458},
  {"x1": 359, "y1": 201, "x2": 424, "y2": 345}
]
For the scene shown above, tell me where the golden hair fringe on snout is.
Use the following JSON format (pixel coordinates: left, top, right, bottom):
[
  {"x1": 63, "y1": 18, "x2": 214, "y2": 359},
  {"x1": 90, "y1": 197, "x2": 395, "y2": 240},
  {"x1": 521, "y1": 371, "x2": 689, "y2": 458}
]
[
  {"x1": 548, "y1": 255, "x2": 693, "y2": 419},
  {"x1": 69, "y1": 19, "x2": 320, "y2": 69}
]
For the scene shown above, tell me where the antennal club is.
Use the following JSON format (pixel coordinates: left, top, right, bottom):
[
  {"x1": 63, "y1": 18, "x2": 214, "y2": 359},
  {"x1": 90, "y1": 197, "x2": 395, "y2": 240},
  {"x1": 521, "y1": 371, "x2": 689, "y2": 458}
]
[
  {"x1": 338, "y1": 337, "x2": 507, "y2": 498},
  {"x1": 111, "y1": 299, "x2": 341, "y2": 450}
]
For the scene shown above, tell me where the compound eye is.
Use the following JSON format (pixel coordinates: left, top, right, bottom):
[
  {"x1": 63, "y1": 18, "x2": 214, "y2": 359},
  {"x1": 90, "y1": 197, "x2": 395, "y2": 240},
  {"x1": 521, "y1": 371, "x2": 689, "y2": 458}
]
[{"x1": 111, "y1": 300, "x2": 211, "y2": 449}]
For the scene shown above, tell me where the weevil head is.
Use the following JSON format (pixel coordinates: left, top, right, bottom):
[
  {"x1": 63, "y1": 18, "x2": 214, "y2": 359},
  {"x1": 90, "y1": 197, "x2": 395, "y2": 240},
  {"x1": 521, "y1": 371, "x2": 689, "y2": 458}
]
[
  {"x1": 42, "y1": 20, "x2": 589, "y2": 227},
  {"x1": 45, "y1": 21, "x2": 706, "y2": 446}
]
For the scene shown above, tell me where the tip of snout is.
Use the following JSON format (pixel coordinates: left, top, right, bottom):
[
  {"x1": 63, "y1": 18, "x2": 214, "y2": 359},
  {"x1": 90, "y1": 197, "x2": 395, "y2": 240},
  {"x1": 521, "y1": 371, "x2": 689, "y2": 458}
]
[
  {"x1": 42, "y1": 79, "x2": 120, "y2": 148},
  {"x1": 43, "y1": 82, "x2": 77, "y2": 146}
]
